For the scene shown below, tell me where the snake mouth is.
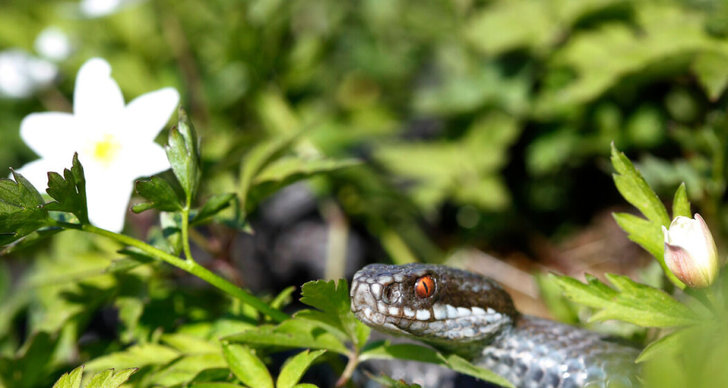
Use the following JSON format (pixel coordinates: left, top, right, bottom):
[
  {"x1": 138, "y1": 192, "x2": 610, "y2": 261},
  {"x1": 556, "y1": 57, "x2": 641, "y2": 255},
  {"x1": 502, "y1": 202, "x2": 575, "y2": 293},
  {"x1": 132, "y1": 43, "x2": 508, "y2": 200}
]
[{"x1": 350, "y1": 263, "x2": 518, "y2": 343}]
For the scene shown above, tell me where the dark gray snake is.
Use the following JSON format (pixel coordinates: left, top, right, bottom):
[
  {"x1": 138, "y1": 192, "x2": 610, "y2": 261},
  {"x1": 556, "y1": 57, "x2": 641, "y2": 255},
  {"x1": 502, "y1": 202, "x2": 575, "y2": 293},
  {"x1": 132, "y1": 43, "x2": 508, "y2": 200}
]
[{"x1": 350, "y1": 264, "x2": 640, "y2": 388}]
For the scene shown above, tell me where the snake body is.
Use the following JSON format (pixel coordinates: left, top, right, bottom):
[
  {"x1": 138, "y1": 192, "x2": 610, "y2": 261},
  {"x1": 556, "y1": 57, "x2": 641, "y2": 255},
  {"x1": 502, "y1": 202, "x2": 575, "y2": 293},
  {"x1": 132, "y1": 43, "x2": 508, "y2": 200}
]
[{"x1": 350, "y1": 264, "x2": 640, "y2": 388}]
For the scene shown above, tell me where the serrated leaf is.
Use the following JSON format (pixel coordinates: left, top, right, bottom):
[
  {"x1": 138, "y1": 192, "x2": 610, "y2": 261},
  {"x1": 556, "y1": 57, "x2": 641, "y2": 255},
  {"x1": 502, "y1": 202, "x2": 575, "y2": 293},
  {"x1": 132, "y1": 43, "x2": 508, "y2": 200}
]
[
  {"x1": 360, "y1": 342, "x2": 513, "y2": 388},
  {"x1": 166, "y1": 110, "x2": 201, "y2": 201},
  {"x1": 672, "y1": 183, "x2": 691, "y2": 218},
  {"x1": 612, "y1": 212, "x2": 683, "y2": 287},
  {"x1": 299, "y1": 279, "x2": 370, "y2": 350},
  {"x1": 85, "y1": 368, "x2": 138, "y2": 388},
  {"x1": 133, "y1": 173, "x2": 184, "y2": 213},
  {"x1": 224, "y1": 319, "x2": 348, "y2": 355},
  {"x1": 52, "y1": 365, "x2": 83, "y2": 388},
  {"x1": 189, "y1": 383, "x2": 245, "y2": 388},
  {"x1": 222, "y1": 343, "x2": 273, "y2": 388},
  {"x1": 44, "y1": 153, "x2": 89, "y2": 224},
  {"x1": 191, "y1": 193, "x2": 236, "y2": 225},
  {"x1": 0, "y1": 170, "x2": 49, "y2": 245},
  {"x1": 612, "y1": 212, "x2": 664, "y2": 260},
  {"x1": 552, "y1": 273, "x2": 698, "y2": 328},
  {"x1": 611, "y1": 144, "x2": 670, "y2": 227},
  {"x1": 276, "y1": 349, "x2": 326, "y2": 388}
]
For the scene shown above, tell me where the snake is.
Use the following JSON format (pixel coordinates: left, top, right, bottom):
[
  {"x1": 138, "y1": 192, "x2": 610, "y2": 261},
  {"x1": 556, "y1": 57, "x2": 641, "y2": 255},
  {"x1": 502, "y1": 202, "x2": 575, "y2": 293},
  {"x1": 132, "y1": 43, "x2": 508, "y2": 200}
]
[{"x1": 350, "y1": 263, "x2": 640, "y2": 388}]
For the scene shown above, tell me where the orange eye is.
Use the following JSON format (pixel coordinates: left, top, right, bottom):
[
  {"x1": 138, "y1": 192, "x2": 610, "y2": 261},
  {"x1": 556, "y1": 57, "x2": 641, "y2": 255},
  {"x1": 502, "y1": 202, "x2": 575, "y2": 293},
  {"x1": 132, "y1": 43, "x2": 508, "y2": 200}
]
[{"x1": 414, "y1": 275, "x2": 435, "y2": 298}]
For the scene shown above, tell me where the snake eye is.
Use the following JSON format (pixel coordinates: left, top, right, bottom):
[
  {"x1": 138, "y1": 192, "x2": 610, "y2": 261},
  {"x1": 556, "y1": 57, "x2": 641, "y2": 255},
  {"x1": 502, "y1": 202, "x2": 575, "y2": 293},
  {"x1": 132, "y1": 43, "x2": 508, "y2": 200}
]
[{"x1": 414, "y1": 275, "x2": 435, "y2": 298}]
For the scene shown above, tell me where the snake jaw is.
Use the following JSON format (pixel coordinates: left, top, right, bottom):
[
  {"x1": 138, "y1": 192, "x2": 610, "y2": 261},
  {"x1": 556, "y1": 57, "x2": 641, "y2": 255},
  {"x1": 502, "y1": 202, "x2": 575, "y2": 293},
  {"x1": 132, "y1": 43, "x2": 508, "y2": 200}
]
[{"x1": 351, "y1": 264, "x2": 517, "y2": 347}]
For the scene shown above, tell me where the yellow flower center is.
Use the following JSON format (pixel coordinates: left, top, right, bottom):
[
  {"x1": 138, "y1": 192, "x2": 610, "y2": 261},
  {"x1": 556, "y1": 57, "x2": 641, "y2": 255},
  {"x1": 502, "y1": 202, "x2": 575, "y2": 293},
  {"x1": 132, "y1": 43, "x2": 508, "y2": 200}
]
[{"x1": 92, "y1": 134, "x2": 121, "y2": 166}]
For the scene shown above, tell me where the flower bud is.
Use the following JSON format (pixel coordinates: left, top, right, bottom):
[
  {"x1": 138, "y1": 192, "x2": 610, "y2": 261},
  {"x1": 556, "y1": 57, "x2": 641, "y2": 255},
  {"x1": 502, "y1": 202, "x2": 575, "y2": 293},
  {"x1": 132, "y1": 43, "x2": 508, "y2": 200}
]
[{"x1": 662, "y1": 214, "x2": 719, "y2": 288}]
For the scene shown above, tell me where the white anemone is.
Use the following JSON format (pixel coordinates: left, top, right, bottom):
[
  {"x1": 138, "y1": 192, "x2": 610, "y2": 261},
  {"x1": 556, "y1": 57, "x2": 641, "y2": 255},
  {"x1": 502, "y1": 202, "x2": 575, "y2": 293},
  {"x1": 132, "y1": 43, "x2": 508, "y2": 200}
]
[{"x1": 16, "y1": 58, "x2": 179, "y2": 232}]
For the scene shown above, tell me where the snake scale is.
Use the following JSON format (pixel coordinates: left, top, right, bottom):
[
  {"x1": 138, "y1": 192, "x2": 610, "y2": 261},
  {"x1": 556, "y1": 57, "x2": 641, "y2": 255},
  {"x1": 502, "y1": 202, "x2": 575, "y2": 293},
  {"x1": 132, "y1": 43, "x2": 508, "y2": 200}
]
[{"x1": 350, "y1": 264, "x2": 640, "y2": 388}]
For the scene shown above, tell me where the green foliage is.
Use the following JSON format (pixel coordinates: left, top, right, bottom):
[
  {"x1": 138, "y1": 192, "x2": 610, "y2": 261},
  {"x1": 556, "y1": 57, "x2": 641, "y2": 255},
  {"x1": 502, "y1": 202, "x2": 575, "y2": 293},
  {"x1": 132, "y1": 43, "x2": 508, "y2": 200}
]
[
  {"x1": 551, "y1": 273, "x2": 698, "y2": 328},
  {"x1": 52, "y1": 366, "x2": 136, "y2": 388},
  {"x1": 297, "y1": 280, "x2": 370, "y2": 350},
  {"x1": 4, "y1": 0, "x2": 728, "y2": 387},
  {"x1": 132, "y1": 173, "x2": 184, "y2": 213},
  {"x1": 0, "y1": 169, "x2": 48, "y2": 245},
  {"x1": 166, "y1": 110, "x2": 201, "y2": 203},
  {"x1": 276, "y1": 350, "x2": 326, "y2": 388},
  {"x1": 44, "y1": 154, "x2": 89, "y2": 224},
  {"x1": 611, "y1": 144, "x2": 686, "y2": 287},
  {"x1": 222, "y1": 344, "x2": 273, "y2": 388}
]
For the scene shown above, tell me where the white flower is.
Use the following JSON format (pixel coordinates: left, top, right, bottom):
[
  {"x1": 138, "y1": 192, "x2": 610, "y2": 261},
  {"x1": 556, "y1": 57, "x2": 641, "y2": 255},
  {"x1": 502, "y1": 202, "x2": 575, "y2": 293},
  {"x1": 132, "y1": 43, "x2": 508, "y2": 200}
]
[
  {"x1": 662, "y1": 213, "x2": 720, "y2": 288},
  {"x1": 80, "y1": 0, "x2": 145, "y2": 17},
  {"x1": 0, "y1": 50, "x2": 58, "y2": 98},
  {"x1": 16, "y1": 58, "x2": 179, "y2": 232},
  {"x1": 34, "y1": 27, "x2": 73, "y2": 61}
]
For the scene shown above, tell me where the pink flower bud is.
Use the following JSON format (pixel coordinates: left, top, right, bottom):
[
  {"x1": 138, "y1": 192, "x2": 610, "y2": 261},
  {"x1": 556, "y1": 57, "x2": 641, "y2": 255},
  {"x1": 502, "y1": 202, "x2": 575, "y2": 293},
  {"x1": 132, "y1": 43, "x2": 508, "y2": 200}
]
[{"x1": 662, "y1": 214, "x2": 719, "y2": 288}]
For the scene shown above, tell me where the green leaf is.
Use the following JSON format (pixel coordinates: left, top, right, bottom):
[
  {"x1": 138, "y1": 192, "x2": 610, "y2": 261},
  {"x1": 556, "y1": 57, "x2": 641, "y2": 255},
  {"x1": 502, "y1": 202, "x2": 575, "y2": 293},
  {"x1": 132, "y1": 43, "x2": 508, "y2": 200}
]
[
  {"x1": 611, "y1": 144, "x2": 670, "y2": 227},
  {"x1": 85, "y1": 343, "x2": 180, "y2": 371},
  {"x1": 299, "y1": 279, "x2": 370, "y2": 350},
  {"x1": 238, "y1": 132, "x2": 299, "y2": 211},
  {"x1": 672, "y1": 183, "x2": 691, "y2": 218},
  {"x1": 85, "y1": 368, "x2": 138, "y2": 388},
  {"x1": 365, "y1": 373, "x2": 422, "y2": 388},
  {"x1": 636, "y1": 327, "x2": 698, "y2": 363},
  {"x1": 191, "y1": 193, "x2": 236, "y2": 225},
  {"x1": 189, "y1": 384, "x2": 245, "y2": 388},
  {"x1": 270, "y1": 285, "x2": 296, "y2": 310},
  {"x1": 360, "y1": 342, "x2": 514, "y2": 388},
  {"x1": 276, "y1": 349, "x2": 326, "y2": 388},
  {"x1": 162, "y1": 333, "x2": 221, "y2": 354},
  {"x1": 0, "y1": 331, "x2": 59, "y2": 388},
  {"x1": 693, "y1": 51, "x2": 728, "y2": 101},
  {"x1": 222, "y1": 343, "x2": 273, "y2": 388},
  {"x1": 552, "y1": 273, "x2": 698, "y2": 328},
  {"x1": 132, "y1": 173, "x2": 184, "y2": 213},
  {"x1": 52, "y1": 365, "x2": 83, "y2": 388},
  {"x1": 150, "y1": 354, "x2": 227, "y2": 387},
  {"x1": 224, "y1": 319, "x2": 348, "y2": 355},
  {"x1": 44, "y1": 153, "x2": 89, "y2": 224},
  {"x1": 0, "y1": 169, "x2": 49, "y2": 245},
  {"x1": 253, "y1": 156, "x2": 360, "y2": 185},
  {"x1": 106, "y1": 255, "x2": 154, "y2": 274},
  {"x1": 166, "y1": 110, "x2": 201, "y2": 202},
  {"x1": 612, "y1": 212, "x2": 664, "y2": 261},
  {"x1": 611, "y1": 144, "x2": 684, "y2": 288}
]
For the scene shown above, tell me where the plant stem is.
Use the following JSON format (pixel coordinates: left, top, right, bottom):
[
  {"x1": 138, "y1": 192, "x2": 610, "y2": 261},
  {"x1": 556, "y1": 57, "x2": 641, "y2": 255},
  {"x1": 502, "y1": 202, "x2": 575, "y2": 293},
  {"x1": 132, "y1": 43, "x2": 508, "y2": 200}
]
[
  {"x1": 181, "y1": 203, "x2": 195, "y2": 263},
  {"x1": 335, "y1": 351, "x2": 359, "y2": 388},
  {"x1": 52, "y1": 220, "x2": 289, "y2": 322}
]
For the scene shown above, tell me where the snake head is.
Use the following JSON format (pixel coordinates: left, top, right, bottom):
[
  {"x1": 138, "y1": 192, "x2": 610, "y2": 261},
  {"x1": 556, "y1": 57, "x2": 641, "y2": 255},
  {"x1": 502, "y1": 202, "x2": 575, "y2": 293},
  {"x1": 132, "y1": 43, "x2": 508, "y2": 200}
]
[{"x1": 351, "y1": 263, "x2": 519, "y2": 353}]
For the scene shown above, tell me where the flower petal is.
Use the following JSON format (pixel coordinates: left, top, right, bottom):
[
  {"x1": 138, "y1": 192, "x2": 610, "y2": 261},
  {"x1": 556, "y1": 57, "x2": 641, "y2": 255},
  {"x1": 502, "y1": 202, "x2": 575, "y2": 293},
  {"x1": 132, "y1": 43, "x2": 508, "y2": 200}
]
[
  {"x1": 122, "y1": 87, "x2": 180, "y2": 142},
  {"x1": 73, "y1": 58, "x2": 125, "y2": 124},
  {"x1": 117, "y1": 142, "x2": 170, "y2": 179},
  {"x1": 86, "y1": 178, "x2": 134, "y2": 232},
  {"x1": 13, "y1": 159, "x2": 58, "y2": 190},
  {"x1": 20, "y1": 112, "x2": 78, "y2": 157}
]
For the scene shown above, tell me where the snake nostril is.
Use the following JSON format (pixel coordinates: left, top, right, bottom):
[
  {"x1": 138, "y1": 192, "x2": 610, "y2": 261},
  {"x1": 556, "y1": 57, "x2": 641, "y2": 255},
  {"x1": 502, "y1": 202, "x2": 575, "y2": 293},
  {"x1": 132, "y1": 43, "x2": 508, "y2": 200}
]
[{"x1": 382, "y1": 283, "x2": 401, "y2": 304}]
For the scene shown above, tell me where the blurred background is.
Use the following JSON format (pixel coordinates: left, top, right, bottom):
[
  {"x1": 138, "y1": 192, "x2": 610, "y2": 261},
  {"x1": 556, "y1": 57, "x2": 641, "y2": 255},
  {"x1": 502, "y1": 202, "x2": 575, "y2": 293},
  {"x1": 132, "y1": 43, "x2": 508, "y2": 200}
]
[{"x1": 3, "y1": 0, "x2": 728, "y2": 386}]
